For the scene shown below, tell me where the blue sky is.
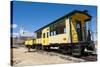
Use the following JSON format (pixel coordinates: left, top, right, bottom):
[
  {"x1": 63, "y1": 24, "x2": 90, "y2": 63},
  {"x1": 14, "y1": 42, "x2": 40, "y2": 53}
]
[{"x1": 12, "y1": 1, "x2": 97, "y2": 36}]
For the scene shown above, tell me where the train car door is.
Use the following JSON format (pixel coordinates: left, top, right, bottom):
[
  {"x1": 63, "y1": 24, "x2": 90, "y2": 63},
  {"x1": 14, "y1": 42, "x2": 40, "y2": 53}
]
[
  {"x1": 76, "y1": 21, "x2": 83, "y2": 41},
  {"x1": 42, "y1": 27, "x2": 49, "y2": 45}
]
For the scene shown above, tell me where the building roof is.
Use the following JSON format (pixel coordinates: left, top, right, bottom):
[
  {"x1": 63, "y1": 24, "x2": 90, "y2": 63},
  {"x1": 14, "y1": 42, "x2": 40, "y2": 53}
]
[{"x1": 35, "y1": 10, "x2": 91, "y2": 32}]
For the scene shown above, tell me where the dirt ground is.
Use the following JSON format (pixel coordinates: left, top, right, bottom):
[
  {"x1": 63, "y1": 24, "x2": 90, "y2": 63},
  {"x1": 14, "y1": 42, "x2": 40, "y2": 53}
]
[{"x1": 12, "y1": 46, "x2": 85, "y2": 66}]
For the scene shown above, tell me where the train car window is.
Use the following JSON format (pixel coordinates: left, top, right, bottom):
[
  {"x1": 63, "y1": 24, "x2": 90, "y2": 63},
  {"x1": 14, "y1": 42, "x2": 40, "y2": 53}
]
[
  {"x1": 47, "y1": 32, "x2": 49, "y2": 38},
  {"x1": 76, "y1": 21, "x2": 83, "y2": 41},
  {"x1": 64, "y1": 27, "x2": 66, "y2": 33},
  {"x1": 37, "y1": 31, "x2": 42, "y2": 38},
  {"x1": 51, "y1": 32, "x2": 53, "y2": 36},
  {"x1": 76, "y1": 23, "x2": 80, "y2": 28},
  {"x1": 49, "y1": 32, "x2": 50, "y2": 36},
  {"x1": 43, "y1": 33, "x2": 45, "y2": 38},
  {"x1": 54, "y1": 31, "x2": 56, "y2": 35},
  {"x1": 56, "y1": 30, "x2": 58, "y2": 35}
]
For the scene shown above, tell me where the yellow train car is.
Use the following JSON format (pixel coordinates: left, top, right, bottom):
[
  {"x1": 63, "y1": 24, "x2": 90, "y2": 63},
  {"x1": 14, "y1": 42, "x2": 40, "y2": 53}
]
[
  {"x1": 25, "y1": 39, "x2": 33, "y2": 46},
  {"x1": 24, "y1": 39, "x2": 36, "y2": 49},
  {"x1": 33, "y1": 10, "x2": 94, "y2": 56}
]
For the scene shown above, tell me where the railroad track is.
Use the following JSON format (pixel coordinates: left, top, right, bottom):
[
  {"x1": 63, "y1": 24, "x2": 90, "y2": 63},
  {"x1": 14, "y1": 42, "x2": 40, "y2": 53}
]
[
  {"x1": 18, "y1": 46, "x2": 97, "y2": 62},
  {"x1": 36, "y1": 49, "x2": 85, "y2": 62},
  {"x1": 80, "y1": 55, "x2": 97, "y2": 61},
  {"x1": 79, "y1": 52, "x2": 97, "y2": 61},
  {"x1": 43, "y1": 49, "x2": 97, "y2": 62}
]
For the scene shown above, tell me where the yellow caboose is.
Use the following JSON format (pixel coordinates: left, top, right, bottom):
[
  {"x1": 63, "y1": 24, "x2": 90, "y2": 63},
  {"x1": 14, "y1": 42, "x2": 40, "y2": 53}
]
[{"x1": 34, "y1": 10, "x2": 94, "y2": 56}]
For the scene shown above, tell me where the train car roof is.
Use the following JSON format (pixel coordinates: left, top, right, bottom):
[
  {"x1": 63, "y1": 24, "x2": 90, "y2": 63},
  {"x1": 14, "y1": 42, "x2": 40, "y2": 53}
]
[{"x1": 34, "y1": 10, "x2": 91, "y2": 33}]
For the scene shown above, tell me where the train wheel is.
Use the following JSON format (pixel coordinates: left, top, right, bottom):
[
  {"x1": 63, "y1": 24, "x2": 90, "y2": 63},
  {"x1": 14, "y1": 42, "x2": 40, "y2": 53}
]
[
  {"x1": 32, "y1": 45, "x2": 35, "y2": 49},
  {"x1": 42, "y1": 45, "x2": 46, "y2": 50},
  {"x1": 38, "y1": 45, "x2": 42, "y2": 50},
  {"x1": 36, "y1": 45, "x2": 42, "y2": 50},
  {"x1": 39, "y1": 46, "x2": 42, "y2": 50},
  {"x1": 72, "y1": 45, "x2": 82, "y2": 56},
  {"x1": 35, "y1": 45, "x2": 38, "y2": 50},
  {"x1": 66, "y1": 47, "x2": 72, "y2": 55},
  {"x1": 59, "y1": 45, "x2": 68, "y2": 54}
]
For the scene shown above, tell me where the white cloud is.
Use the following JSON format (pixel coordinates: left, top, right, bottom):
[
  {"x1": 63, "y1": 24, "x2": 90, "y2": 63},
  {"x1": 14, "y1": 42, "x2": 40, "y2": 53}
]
[
  {"x1": 12, "y1": 32, "x2": 19, "y2": 37},
  {"x1": 12, "y1": 24, "x2": 18, "y2": 29}
]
